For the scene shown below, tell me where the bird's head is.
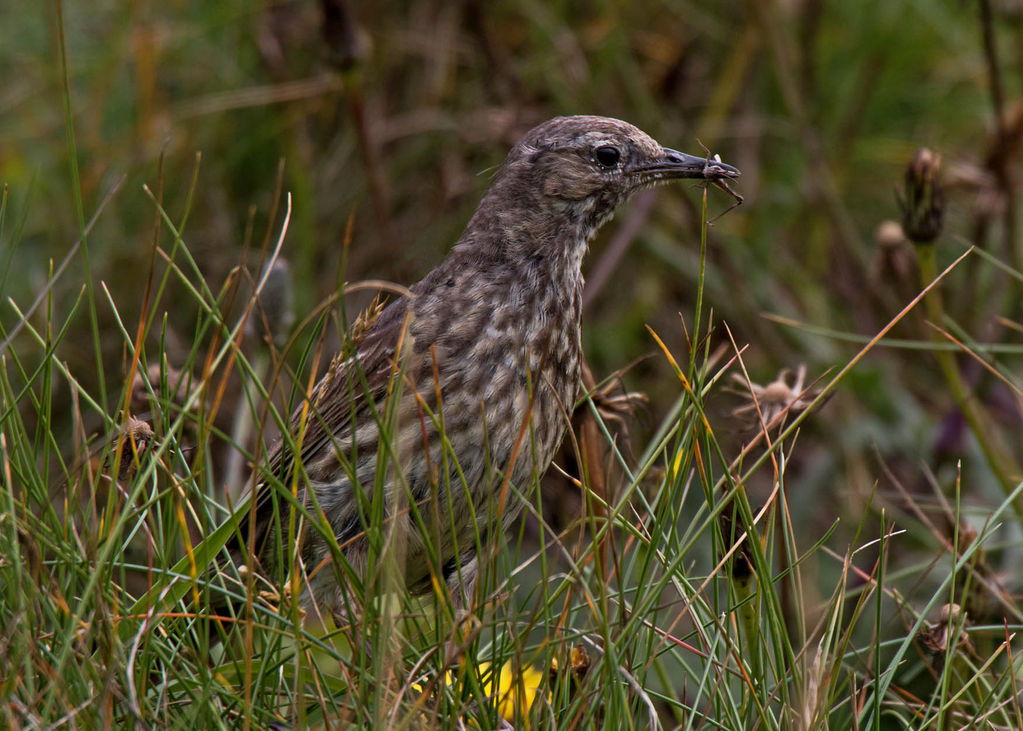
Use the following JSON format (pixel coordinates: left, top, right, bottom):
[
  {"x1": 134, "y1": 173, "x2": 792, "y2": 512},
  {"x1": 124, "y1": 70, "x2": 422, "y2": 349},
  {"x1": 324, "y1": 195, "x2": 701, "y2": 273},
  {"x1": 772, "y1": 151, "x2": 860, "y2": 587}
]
[
  {"x1": 461, "y1": 115, "x2": 739, "y2": 265},
  {"x1": 504, "y1": 116, "x2": 738, "y2": 223}
]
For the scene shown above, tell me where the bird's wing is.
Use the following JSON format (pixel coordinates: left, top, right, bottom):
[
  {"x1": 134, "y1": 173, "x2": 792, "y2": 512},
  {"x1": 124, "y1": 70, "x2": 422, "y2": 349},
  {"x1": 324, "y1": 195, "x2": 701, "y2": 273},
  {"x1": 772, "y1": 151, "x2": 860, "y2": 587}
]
[{"x1": 237, "y1": 296, "x2": 417, "y2": 563}]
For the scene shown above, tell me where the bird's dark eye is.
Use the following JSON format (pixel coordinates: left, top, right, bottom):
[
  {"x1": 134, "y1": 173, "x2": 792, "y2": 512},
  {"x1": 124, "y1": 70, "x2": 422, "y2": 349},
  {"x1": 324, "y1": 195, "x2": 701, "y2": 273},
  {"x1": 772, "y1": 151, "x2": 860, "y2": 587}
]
[{"x1": 594, "y1": 145, "x2": 621, "y2": 168}]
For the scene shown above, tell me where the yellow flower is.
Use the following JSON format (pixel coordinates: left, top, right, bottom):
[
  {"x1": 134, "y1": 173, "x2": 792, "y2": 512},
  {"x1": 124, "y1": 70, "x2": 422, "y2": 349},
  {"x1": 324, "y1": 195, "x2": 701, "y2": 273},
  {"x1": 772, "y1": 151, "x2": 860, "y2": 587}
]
[{"x1": 478, "y1": 661, "x2": 545, "y2": 722}]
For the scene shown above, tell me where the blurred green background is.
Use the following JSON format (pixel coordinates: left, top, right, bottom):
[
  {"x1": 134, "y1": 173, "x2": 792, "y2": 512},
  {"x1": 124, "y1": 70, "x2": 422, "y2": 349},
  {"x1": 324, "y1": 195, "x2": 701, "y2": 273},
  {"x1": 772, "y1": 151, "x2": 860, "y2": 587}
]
[{"x1": 3, "y1": 0, "x2": 1021, "y2": 627}]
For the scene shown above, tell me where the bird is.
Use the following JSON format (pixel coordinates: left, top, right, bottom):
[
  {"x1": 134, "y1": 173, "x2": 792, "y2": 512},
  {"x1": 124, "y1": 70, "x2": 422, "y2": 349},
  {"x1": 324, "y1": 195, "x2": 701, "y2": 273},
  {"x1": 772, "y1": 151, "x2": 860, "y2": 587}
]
[{"x1": 229, "y1": 115, "x2": 739, "y2": 618}]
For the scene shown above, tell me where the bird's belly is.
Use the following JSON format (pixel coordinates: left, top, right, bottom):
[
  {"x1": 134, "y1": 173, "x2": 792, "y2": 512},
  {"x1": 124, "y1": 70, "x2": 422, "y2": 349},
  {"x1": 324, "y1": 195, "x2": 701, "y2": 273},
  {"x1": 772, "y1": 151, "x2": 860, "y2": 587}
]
[
  {"x1": 392, "y1": 349, "x2": 579, "y2": 583},
  {"x1": 302, "y1": 314, "x2": 581, "y2": 607}
]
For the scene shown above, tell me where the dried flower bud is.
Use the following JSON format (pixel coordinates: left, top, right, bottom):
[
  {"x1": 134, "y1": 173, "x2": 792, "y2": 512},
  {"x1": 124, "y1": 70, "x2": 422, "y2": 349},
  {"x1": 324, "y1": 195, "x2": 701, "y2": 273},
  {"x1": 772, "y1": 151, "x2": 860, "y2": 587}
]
[
  {"x1": 900, "y1": 148, "x2": 945, "y2": 244},
  {"x1": 729, "y1": 364, "x2": 822, "y2": 430},
  {"x1": 870, "y1": 220, "x2": 917, "y2": 300},
  {"x1": 131, "y1": 363, "x2": 186, "y2": 414},
  {"x1": 918, "y1": 602, "x2": 972, "y2": 664},
  {"x1": 875, "y1": 220, "x2": 907, "y2": 249},
  {"x1": 113, "y1": 417, "x2": 156, "y2": 480}
]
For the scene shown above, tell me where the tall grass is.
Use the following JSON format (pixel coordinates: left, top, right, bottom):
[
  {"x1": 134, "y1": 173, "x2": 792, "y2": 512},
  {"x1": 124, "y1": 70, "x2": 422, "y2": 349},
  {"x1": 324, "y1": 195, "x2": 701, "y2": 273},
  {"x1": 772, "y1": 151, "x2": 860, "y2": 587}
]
[
  {"x1": 4, "y1": 1, "x2": 1023, "y2": 728},
  {"x1": 4, "y1": 161, "x2": 1022, "y2": 728}
]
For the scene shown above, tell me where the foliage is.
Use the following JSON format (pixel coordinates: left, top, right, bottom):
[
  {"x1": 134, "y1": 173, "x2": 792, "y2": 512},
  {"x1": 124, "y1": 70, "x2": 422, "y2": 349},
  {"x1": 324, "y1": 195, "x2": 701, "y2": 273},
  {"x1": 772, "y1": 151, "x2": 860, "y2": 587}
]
[{"x1": 3, "y1": 1, "x2": 1023, "y2": 728}]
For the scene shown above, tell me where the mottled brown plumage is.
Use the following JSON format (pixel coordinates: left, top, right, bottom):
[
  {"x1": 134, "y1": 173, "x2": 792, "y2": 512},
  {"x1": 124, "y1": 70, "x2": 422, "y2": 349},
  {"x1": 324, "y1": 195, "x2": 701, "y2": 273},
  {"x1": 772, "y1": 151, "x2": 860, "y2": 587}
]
[{"x1": 237, "y1": 116, "x2": 739, "y2": 615}]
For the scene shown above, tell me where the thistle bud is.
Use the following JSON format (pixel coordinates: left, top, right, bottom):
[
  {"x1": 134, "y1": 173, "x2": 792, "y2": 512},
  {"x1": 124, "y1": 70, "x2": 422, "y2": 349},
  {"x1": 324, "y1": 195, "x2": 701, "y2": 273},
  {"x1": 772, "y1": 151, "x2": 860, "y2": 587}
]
[{"x1": 900, "y1": 148, "x2": 945, "y2": 244}]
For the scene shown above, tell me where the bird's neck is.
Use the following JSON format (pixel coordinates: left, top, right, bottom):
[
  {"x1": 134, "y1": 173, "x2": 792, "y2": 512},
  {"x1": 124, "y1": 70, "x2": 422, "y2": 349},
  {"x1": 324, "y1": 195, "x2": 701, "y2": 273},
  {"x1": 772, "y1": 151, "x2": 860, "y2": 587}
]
[{"x1": 458, "y1": 192, "x2": 604, "y2": 288}]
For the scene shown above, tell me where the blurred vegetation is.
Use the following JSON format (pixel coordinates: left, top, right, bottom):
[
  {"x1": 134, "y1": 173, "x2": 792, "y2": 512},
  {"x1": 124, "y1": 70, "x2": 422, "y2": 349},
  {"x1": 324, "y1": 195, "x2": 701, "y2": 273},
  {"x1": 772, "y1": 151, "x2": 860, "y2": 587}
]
[{"x1": 3, "y1": 0, "x2": 1023, "y2": 727}]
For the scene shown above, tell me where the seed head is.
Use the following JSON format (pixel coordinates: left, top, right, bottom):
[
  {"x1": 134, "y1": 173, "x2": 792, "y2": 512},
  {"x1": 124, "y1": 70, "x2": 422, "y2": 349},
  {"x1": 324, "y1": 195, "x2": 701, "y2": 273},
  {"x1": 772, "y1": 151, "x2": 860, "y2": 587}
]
[{"x1": 900, "y1": 148, "x2": 945, "y2": 244}]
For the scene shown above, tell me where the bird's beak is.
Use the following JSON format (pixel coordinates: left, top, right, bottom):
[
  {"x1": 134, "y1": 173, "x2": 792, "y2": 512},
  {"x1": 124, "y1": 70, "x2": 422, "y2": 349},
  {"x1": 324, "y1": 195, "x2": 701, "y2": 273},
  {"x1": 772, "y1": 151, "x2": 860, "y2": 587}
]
[{"x1": 640, "y1": 147, "x2": 741, "y2": 180}]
